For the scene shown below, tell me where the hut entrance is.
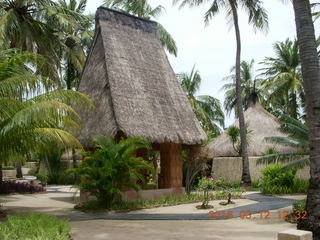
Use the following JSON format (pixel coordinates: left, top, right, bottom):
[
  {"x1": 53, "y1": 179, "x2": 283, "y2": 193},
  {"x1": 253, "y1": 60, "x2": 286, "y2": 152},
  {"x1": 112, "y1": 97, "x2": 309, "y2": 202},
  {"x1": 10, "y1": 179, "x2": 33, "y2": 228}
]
[
  {"x1": 158, "y1": 143, "x2": 183, "y2": 189},
  {"x1": 136, "y1": 143, "x2": 183, "y2": 189}
]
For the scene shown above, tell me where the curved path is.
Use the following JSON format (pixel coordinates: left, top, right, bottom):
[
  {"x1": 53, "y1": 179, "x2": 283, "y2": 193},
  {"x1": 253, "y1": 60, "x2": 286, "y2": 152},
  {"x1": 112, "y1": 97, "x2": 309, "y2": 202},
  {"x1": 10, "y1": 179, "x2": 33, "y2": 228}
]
[{"x1": 63, "y1": 193, "x2": 296, "y2": 221}]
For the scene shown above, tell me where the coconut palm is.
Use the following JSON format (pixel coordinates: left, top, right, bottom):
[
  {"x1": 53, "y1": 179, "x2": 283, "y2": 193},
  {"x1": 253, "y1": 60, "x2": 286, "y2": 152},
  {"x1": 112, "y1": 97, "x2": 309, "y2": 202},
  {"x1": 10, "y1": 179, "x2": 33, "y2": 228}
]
[
  {"x1": 222, "y1": 59, "x2": 263, "y2": 116},
  {"x1": 178, "y1": 66, "x2": 224, "y2": 139},
  {"x1": 258, "y1": 115, "x2": 309, "y2": 169},
  {"x1": 0, "y1": 49, "x2": 93, "y2": 182},
  {"x1": 103, "y1": 0, "x2": 177, "y2": 56},
  {"x1": 291, "y1": 0, "x2": 320, "y2": 238},
  {"x1": 259, "y1": 39, "x2": 304, "y2": 120},
  {"x1": 174, "y1": 0, "x2": 268, "y2": 186},
  {"x1": 47, "y1": 0, "x2": 94, "y2": 90},
  {"x1": 0, "y1": 0, "x2": 92, "y2": 81}
]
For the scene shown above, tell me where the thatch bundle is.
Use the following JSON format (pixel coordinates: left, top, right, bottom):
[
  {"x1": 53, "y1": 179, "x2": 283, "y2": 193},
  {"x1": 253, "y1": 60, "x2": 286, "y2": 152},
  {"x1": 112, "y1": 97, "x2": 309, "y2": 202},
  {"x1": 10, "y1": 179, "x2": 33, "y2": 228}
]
[
  {"x1": 78, "y1": 7, "x2": 207, "y2": 146},
  {"x1": 206, "y1": 101, "x2": 295, "y2": 158}
]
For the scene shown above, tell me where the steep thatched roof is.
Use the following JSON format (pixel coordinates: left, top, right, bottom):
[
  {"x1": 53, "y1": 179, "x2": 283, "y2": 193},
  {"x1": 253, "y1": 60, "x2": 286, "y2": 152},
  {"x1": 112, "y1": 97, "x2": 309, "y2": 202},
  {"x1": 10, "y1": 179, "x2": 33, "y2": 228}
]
[
  {"x1": 206, "y1": 101, "x2": 295, "y2": 157},
  {"x1": 78, "y1": 7, "x2": 207, "y2": 147}
]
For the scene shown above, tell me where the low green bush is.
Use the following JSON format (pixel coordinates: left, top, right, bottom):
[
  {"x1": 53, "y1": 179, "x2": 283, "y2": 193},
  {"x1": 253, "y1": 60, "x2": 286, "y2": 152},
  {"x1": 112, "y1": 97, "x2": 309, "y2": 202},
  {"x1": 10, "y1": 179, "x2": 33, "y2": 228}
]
[
  {"x1": 0, "y1": 213, "x2": 70, "y2": 240},
  {"x1": 260, "y1": 164, "x2": 308, "y2": 194},
  {"x1": 293, "y1": 199, "x2": 306, "y2": 212}
]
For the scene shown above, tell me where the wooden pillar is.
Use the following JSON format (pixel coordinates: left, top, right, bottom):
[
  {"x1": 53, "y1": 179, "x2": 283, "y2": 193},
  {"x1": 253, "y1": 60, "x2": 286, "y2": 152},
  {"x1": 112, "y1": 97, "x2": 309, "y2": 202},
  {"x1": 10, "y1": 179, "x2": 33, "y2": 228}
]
[{"x1": 159, "y1": 143, "x2": 182, "y2": 188}]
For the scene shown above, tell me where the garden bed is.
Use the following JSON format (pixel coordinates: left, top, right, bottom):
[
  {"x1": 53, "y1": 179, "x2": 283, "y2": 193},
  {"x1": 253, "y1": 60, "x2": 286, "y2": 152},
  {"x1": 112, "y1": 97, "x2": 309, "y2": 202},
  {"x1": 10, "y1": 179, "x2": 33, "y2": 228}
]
[{"x1": 75, "y1": 191, "x2": 244, "y2": 212}]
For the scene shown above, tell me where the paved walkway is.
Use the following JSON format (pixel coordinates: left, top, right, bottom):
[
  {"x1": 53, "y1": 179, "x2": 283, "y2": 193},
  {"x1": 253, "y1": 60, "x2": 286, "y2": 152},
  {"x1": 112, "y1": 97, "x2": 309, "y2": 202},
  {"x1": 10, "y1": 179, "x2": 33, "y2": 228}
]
[
  {"x1": 0, "y1": 186, "x2": 305, "y2": 240},
  {"x1": 60, "y1": 193, "x2": 296, "y2": 221}
]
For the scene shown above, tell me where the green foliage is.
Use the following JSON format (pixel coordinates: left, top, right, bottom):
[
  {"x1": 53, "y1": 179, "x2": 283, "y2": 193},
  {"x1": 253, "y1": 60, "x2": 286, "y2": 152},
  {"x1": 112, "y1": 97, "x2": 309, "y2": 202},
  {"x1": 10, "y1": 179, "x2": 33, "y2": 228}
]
[
  {"x1": 0, "y1": 50, "x2": 93, "y2": 167},
  {"x1": 75, "y1": 191, "x2": 244, "y2": 212},
  {"x1": 0, "y1": 214, "x2": 70, "y2": 240},
  {"x1": 196, "y1": 176, "x2": 215, "y2": 207},
  {"x1": 226, "y1": 125, "x2": 251, "y2": 155},
  {"x1": 259, "y1": 39, "x2": 304, "y2": 119},
  {"x1": 0, "y1": 0, "x2": 94, "y2": 82},
  {"x1": 222, "y1": 59, "x2": 262, "y2": 116},
  {"x1": 2, "y1": 166, "x2": 15, "y2": 170},
  {"x1": 258, "y1": 115, "x2": 309, "y2": 169},
  {"x1": 69, "y1": 136, "x2": 155, "y2": 208},
  {"x1": 260, "y1": 164, "x2": 308, "y2": 194},
  {"x1": 213, "y1": 178, "x2": 241, "y2": 191},
  {"x1": 293, "y1": 199, "x2": 306, "y2": 213},
  {"x1": 178, "y1": 65, "x2": 225, "y2": 138},
  {"x1": 35, "y1": 173, "x2": 48, "y2": 183}
]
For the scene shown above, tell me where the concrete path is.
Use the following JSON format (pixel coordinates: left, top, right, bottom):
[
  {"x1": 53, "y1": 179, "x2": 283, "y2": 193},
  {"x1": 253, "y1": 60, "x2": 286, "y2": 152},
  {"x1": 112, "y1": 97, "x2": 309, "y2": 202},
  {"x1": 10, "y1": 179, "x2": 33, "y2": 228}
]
[{"x1": 0, "y1": 186, "x2": 305, "y2": 240}]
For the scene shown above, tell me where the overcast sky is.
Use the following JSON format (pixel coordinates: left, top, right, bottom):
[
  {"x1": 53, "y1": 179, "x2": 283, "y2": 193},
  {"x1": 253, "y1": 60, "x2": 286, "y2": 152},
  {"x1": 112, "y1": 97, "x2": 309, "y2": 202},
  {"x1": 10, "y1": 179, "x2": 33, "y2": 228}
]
[{"x1": 85, "y1": 0, "x2": 320, "y2": 127}]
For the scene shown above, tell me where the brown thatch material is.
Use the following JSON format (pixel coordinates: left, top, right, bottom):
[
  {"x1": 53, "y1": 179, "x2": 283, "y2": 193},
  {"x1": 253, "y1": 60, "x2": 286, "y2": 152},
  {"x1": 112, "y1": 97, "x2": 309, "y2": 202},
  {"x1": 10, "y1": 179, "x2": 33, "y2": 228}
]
[
  {"x1": 78, "y1": 7, "x2": 207, "y2": 146},
  {"x1": 206, "y1": 102, "x2": 295, "y2": 157}
]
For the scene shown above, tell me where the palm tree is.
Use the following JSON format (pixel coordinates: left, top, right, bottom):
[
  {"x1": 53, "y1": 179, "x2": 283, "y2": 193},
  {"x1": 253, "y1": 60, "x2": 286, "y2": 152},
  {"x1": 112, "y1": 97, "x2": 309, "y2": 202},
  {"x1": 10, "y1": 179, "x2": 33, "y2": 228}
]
[
  {"x1": 178, "y1": 66, "x2": 224, "y2": 139},
  {"x1": 0, "y1": 49, "x2": 93, "y2": 182},
  {"x1": 0, "y1": 0, "x2": 92, "y2": 81},
  {"x1": 222, "y1": 59, "x2": 262, "y2": 116},
  {"x1": 258, "y1": 115, "x2": 309, "y2": 169},
  {"x1": 174, "y1": 0, "x2": 268, "y2": 187},
  {"x1": 259, "y1": 39, "x2": 304, "y2": 120},
  {"x1": 47, "y1": 0, "x2": 94, "y2": 90},
  {"x1": 103, "y1": 0, "x2": 177, "y2": 56},
  {"x1": 291, "y1": 0, "x2": 320, "y2": 238}
]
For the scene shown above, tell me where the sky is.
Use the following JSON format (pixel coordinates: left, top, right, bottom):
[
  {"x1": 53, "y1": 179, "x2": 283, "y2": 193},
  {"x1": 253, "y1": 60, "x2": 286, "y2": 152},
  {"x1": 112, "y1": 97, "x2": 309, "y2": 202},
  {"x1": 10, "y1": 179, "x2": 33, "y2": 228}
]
[{"x1": 85, "y1": 0, "x2": 320, "y2": 127}]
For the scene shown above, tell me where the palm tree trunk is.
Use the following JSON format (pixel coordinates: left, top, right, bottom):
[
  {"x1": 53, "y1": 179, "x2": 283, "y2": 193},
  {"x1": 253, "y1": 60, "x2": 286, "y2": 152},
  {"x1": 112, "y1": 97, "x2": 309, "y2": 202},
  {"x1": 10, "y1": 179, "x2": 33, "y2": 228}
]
[
  {"x1": 292, "y1": 0, "x2": 320, "y2": 239},
  {"x1": 290, "y1": 92, "x2": 298, "y2": 119},
  {"x1": 229, "y1": 0, "x2": 251, "y2": 187},
  {"x1": 0, "y1": 164, "x2": 3, "y2": 183}
]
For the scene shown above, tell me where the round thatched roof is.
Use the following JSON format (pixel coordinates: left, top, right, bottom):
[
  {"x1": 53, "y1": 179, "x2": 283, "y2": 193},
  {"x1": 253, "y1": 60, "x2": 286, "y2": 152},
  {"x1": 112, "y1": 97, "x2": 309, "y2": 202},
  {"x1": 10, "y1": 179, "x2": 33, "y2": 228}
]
[{"x1": 206, "y1": 102, "x2": 295, "y2": 158}]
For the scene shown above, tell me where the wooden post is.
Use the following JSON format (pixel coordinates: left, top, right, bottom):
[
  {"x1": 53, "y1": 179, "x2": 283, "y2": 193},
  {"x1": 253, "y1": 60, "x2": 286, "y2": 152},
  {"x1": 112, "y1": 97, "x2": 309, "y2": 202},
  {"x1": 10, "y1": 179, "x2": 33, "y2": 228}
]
[{"x1": 159, "y1": 143, "x2": 182, "y2": 188}]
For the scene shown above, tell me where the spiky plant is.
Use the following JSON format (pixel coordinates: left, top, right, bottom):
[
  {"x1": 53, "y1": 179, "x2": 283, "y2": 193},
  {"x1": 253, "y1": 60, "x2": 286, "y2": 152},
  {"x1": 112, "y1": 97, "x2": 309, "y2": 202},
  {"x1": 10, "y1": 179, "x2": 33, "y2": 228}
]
[{"x1": 69, "y1": 136, "x2": 155, "y2": 207}]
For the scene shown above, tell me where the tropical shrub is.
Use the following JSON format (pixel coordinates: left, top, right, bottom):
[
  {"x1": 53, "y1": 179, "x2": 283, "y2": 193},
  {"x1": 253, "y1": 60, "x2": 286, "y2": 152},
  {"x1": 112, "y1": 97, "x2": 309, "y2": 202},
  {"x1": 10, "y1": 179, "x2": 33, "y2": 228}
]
[
  {"x1": 35, "y1": 173, "x2": 48, "y2": 183},
  {"x1": 260, "y1": 164, "x2": 308, "y2": 194},
  {"x1": 0, "y1": 214, "x2": 70, "y2": 240},
  {"x1": 196, "y1": 177, "x2": 215, "y2": 208},
  {"x1": 69, "y1": 136, "x2": 155, "y2": 208}
]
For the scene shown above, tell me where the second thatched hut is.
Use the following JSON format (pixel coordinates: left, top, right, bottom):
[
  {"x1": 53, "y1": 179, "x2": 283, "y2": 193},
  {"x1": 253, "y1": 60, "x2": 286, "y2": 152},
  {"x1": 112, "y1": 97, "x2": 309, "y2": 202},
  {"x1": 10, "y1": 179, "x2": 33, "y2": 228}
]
[{"x1": 206, "y1": 100, "x2": 309, "y2": 181}]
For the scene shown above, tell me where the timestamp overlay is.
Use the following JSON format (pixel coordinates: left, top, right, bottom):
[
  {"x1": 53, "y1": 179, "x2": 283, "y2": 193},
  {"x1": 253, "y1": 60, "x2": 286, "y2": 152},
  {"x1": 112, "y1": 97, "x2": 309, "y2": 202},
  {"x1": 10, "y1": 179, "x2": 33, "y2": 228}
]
[{"x1": 208, "y1": 210, "x2": 307, "y2": 220}]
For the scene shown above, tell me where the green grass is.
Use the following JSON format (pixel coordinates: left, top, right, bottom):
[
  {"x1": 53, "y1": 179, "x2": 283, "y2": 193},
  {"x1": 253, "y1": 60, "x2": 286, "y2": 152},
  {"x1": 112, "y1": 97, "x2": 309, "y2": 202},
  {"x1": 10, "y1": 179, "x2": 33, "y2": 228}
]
[
  {"x1": 0, "y1": 214, "x2": 70, "y2": 240},
  {"x1": 75, "y1": 190, "x2": 244, "y2": 212}
]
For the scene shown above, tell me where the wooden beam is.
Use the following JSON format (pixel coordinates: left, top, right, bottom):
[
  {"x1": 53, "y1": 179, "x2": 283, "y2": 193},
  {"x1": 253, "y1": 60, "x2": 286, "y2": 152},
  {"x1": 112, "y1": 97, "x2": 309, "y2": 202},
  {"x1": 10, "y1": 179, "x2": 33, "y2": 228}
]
[{"x1": 159, "y1": 143, "x2": 182, "y2": 188}]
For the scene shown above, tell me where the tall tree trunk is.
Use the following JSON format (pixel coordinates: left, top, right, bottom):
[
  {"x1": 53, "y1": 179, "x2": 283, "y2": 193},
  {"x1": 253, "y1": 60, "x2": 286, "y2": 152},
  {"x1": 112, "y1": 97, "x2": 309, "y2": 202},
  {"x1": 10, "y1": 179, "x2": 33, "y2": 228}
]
[
  {"x1": 229, "y1": 0, "x2": 251, "y2": 187},
  {"x1": 290, "y1": 92, "x2": 298, "y2": 119},
  {"x1": 292, "y1": 1, "x2": 320, "y2": 239},
  {"x1": 0, "y1": 164, "x2": 3, "y2": 183}
]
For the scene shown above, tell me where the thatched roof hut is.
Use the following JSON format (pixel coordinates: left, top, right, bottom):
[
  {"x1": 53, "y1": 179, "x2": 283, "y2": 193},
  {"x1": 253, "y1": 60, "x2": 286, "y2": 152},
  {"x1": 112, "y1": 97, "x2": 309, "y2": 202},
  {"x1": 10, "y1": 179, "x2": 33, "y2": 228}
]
[
  {"x1": 77, "y1": 7, "x2": 207, "y2": 147},
  {"x1": 206, "y1": 101, "x2": 295, "y2": 158}
]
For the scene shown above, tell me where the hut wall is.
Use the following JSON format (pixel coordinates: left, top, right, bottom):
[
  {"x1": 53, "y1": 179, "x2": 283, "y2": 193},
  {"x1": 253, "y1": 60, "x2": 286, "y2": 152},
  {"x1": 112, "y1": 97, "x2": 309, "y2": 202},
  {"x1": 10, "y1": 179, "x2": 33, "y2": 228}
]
[
  {"x1": 212, "y1": 157, "x2": 310, "y2": 182},
  {"x1": 159, "y1": 143, "x2": 182, "y2": 188}
]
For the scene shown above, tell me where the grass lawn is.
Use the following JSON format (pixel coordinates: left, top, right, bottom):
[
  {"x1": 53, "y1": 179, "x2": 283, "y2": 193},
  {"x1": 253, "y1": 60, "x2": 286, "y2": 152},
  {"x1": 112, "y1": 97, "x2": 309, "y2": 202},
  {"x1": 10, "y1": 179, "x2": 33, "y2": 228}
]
[{"x1": 0, "y1": 213, "x2": 70, "y2": 240}]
